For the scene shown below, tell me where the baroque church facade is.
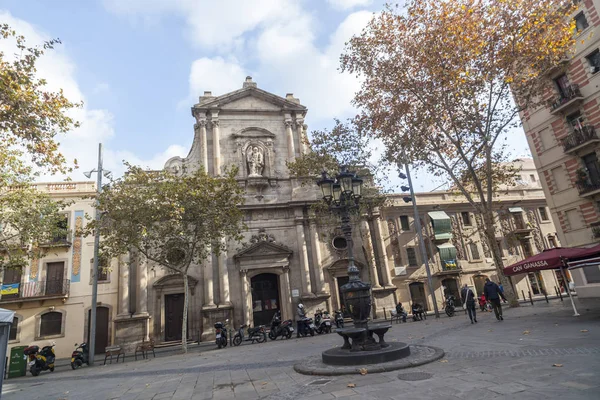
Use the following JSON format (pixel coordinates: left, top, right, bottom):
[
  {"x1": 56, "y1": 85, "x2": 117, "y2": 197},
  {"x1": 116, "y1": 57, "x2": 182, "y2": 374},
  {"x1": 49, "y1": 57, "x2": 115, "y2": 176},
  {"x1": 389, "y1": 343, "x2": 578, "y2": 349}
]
[{"x1": 113, "y1": 77, "x2": 397, "y2": 345}]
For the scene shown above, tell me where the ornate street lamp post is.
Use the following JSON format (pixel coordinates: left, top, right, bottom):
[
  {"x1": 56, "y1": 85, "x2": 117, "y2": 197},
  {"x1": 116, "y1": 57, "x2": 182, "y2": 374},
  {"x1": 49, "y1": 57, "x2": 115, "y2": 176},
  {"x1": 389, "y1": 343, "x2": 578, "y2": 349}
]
[{"x1": 317, "y1": 167, "x2": 371, "y2": 330}]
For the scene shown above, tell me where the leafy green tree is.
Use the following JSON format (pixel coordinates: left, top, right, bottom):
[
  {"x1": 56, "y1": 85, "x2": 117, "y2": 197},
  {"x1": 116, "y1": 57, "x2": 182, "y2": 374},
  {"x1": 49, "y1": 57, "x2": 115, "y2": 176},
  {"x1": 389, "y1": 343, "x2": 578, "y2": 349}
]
[{"x1": 87, "y1": 164, "x2": 245, "y2": 352}]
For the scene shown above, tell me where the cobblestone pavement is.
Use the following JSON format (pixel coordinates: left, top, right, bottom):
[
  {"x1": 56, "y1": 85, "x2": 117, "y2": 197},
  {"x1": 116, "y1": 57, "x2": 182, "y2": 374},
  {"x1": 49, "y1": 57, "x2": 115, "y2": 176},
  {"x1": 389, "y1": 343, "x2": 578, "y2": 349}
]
[{"x1": 4, "y1": 299, "x2": 600, "y2": 400}]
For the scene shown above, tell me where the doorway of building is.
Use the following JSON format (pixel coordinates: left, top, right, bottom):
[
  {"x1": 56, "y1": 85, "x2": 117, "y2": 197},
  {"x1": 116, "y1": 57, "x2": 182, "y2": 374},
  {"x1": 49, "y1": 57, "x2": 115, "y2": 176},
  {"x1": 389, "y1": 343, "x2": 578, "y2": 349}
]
[
  {"x1": 250, "y1": 273, "x2": 280, "y2": 327},
  {"x1": 165, "y1": 293, "x2": 184, "y2": 341},
  {"x1": 442, "y1": 278, "x2": 461, "y2": 306},
  {"x1": 528, "y1": 272, "x2": 546, "y2": 295},
  {"x1": 87, "y1": 307, "x2": 109, "y2": 354},
  {"x1": 473, "y1": 275, "x2": 488, "y2": 296},
  {"x1": 555, "y1": 270, "x2": 572, "y2": 293},
  {"x1": 45, "y1": 262, "x2": 64, "y2": 295},
  {"x1": 409, "y1": 282, "x2": 428, "y2": 311}
]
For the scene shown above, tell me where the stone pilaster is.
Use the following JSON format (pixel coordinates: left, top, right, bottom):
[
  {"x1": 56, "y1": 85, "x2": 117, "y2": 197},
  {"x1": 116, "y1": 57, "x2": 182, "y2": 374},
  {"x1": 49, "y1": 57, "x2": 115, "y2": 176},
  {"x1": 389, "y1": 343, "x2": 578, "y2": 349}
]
[
  {"x1": 198, "y1": 118, "x2": 208, "y2": 171},
  {"x1": 211, "y1": 115, "x2": 220, "y2": 175},
  {"x1": 285, "y1": 118, "x2": 295, "y2": 161},
  {"x1": 309, "y1": 219, "x2": 327, "y2": 295},
  {"x1": 137, "y1": 254, "x2": 148, "y2": 314},
  {"x1": 372, "y1": 215, "x2": 393, "y2": 287},
  {"x1": 204, "y1": 248, "x2": 215, "y2": 307},
  {"x1": 295, "y1": 118, "x2": 306, "y2": 155},
  {"x1": 295, "y1": 219, "x2": 313, "y2": 297},
  {"x1": 240, "y1": 269, "x2": 251, "y2": 324},
  {"x1": 218, "y1": 237, "x2": 230, "y2": 305},
  {"x1": 117, "y1": 253, "x2": 130, "y2": 317},
  {"x1": 361, "y1": 219, "x2": 381, "y2": 288}
]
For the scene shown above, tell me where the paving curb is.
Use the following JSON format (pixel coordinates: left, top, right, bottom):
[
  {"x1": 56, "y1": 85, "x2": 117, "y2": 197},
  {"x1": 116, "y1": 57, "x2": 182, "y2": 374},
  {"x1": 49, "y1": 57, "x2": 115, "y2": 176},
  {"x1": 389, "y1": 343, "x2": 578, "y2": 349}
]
[{"x1": 293, "y1": 345, "x2": 445, "y2": 376}]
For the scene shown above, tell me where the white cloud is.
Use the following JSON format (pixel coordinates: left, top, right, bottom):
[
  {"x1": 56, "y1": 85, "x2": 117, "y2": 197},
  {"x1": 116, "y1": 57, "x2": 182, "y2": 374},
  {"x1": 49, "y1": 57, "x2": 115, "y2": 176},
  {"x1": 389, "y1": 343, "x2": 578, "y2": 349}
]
[
  {"x1": 327, "y1": 0, "x2": 373, "y2": 10},
  {"x1": 185, "y1": 57, "x2": 248, "y2": 105},
  {"x1": 0, "y1": 11, "x2": 184, "y2": 182},
  {"x1": 103, "y1": 0, "x2": 297, "y2": 52}
]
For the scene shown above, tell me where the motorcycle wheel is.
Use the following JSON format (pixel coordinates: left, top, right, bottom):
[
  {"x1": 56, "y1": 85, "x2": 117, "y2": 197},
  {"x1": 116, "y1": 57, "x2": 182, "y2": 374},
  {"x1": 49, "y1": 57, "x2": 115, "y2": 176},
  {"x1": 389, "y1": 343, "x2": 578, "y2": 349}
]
[
  {"x1": 257, "y1": 332, "x2": 266, "y2": 343},
  {"x1": 326, "y1": 326, "x2": 331, "y2": 334},
  {"x1": 233, "y1": 335, "x2": 242, "y2": 346},
  {"x1": 316, "y1": 327, "x2": 323, "y2": 335},
  {"x1": 310, "y1": 328, "x2": 315, "y2": 336},
  {"x1": 223, "y1": 337, "x2": 228, "y2": 347},
  {"x1": 218, "y1": 342, "x2": 222, "y2": 349},
  {"x1": 268, "y1": 331, "x2": 276, "y2": 340},
  {"x1": 446, "y1": 308, "x2": 454, "y2": 317},
  {"x1": 50, "y1": 367, "x2": 54, "y2": 372},
  {"x1": 285, "y1": 328, "x2": 292, "y2": 339},
  {"x1": 30, "y1": 366, "x2": 40, "y2": 377}
]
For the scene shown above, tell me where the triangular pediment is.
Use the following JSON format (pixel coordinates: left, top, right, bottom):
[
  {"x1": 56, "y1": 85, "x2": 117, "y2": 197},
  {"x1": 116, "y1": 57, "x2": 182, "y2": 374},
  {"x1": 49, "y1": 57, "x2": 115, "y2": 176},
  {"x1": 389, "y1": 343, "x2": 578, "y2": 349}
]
[
  {"x1": 234, "y1": 241, "x2": 293, "y2": 259},
  {"x1": 193, "y1": 87, "x2": 306, "y2": 112}
]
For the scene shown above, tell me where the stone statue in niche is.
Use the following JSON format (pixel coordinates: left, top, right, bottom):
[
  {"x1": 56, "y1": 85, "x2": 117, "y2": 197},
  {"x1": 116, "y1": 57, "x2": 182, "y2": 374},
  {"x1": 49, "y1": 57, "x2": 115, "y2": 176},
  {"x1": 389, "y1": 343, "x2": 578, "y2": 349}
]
[{"x1": 246, "y1": 146, "x2": 264, "y2": 177}]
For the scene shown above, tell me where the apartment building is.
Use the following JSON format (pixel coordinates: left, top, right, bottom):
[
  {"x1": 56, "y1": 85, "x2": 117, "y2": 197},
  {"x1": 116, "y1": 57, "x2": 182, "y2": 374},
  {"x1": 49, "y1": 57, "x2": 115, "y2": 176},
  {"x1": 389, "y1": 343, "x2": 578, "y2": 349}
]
[
  {"x1": 0, "y1": 182, "x2": 120, "y2": 359},
  {"x1": 519, "y1": 0, "x2": 600, "y2": 300}
]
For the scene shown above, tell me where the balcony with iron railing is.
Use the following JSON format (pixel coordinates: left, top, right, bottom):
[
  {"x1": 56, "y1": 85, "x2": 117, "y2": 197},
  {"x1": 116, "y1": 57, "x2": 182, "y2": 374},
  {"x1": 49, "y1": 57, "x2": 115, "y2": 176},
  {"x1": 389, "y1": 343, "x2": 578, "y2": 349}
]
[
  {"x1": 576, "y1": 175, "x2": 600, "y2": 197},
  {"x1": 434, "y1": 260, "x2": 462, "y2": 276},
  {"x1": 0, "y1": 279, "x2": 70, "y2": 304},
  {"x1": 561, "y1": 126, "x2": 600, "y2": 153},
  {"x1": 550, "y1": 84, "x2": 584, "y2": 115},
  {"x1": 591, "y1": 222, "x2": 600, "y2": 240}
]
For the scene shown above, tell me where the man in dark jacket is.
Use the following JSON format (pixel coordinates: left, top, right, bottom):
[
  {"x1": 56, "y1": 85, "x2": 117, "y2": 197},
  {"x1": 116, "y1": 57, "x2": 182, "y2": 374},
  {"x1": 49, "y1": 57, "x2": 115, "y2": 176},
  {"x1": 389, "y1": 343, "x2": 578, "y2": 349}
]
[
  {"x1": 461, "y1": 284, "x2": 477, "y2": 324},
  {"x1": 483, "y1": 278, "x2": 507, "y2": 320}
]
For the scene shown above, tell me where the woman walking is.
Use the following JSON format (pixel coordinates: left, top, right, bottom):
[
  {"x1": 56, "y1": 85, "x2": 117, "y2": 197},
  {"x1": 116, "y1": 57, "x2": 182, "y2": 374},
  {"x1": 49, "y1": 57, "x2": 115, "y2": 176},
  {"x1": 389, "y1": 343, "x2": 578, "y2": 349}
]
[{"x1": 461, "y1": 284, "x2": 477, "y2": 324}]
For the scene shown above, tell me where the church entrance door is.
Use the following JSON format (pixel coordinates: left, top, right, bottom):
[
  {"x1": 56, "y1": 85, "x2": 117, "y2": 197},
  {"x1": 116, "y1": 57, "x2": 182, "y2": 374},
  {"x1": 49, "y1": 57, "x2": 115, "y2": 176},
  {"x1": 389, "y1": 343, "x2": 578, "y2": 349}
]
[
  {"x1": 251, "y1": 273, "x2": 280, "y2": 327},
  {"x1": 165, "y1": 293, "x2": 184, "y2": 341}
]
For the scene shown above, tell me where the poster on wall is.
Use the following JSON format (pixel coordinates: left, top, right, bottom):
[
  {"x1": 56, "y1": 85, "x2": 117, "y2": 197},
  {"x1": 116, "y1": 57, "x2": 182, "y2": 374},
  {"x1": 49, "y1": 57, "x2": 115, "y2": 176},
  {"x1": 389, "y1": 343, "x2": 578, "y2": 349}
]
[
  {"x1": 270, "y1": 299, "x2": 278, "y2": 309},
  {"x1": 253, "y1": 301, "x2": 262, "y2": 312}
]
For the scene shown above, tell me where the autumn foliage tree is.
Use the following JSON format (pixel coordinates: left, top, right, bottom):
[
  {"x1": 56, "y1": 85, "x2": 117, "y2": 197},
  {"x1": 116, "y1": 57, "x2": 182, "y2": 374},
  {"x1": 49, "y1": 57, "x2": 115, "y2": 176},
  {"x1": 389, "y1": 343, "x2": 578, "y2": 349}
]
[
  {"x1": 87, "y1": 165, "x2": 245, "y2": 352},
  {"x1": 341, "y1": 0, "x2": 576, "y2": 305},
  {"x1": 1, "y1": 25, "x2": 79, "y2": 273}
]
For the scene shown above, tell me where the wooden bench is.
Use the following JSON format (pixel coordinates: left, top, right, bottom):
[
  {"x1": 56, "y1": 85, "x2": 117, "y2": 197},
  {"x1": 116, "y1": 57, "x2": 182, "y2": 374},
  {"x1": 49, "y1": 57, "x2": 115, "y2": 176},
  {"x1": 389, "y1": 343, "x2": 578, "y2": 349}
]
[
  {"x1": 135, "y1": 338, "x2": 155, "y2": 361},
  {"x1": 104, "y1": 346, "x2": 124, "y2": 365}
]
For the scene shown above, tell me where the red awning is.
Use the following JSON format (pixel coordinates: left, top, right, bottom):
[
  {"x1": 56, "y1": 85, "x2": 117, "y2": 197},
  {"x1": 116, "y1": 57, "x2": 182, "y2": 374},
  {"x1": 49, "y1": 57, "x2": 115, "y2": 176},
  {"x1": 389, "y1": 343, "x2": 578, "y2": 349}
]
[{"x1": 503, "y1": 244, "x2": 600, "y2": 276}]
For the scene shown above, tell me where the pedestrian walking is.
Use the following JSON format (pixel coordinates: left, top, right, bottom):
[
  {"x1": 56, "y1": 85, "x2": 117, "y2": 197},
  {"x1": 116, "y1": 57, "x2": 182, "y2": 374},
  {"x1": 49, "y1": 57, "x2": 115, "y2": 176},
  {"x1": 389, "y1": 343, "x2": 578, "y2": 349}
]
[
  {"x1": 483, "y1": 278, "x2": 507, "y2": 320},
  {"x1": 461, "y1": 284, "x2": 477, "y2": 324}
]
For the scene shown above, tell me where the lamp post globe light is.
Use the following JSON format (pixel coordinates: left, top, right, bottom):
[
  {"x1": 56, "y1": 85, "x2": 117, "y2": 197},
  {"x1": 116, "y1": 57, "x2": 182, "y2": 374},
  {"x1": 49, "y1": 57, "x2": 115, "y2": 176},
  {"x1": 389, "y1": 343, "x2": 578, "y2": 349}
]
[
  {"x1": 315, "y1": 167, "x2": 411, "y2": 366},
  {"x1": 84, "y1": 143, "x2": 111, "y2": 365}
]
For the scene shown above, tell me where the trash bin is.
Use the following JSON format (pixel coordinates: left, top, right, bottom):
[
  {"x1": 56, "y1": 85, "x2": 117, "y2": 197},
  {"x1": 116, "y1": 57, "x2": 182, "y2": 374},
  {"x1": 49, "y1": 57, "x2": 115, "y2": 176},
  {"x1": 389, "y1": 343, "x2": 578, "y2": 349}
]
[{"x1": 7, "y1": 346, "x2": 28, "y2": 379}]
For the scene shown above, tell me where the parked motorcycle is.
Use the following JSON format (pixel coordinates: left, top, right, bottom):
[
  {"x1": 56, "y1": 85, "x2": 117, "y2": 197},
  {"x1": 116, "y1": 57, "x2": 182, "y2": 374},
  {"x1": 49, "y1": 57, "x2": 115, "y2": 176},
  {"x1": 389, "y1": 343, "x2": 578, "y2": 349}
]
[
  {"x1": 298, "y1": 317, "x2": 316, "y2": 337},
  {"x1": 215, "y1": 320, "x2": 228, "y2": 349},
  {"x1": 232, "y1": 324, "x2": 266, "y2": 346},
  {"x1": 314, "y1": 310, "x2": 332, "y2": 334},
  {"x1": 269, "y1": 310, "x2": 294, "y2": 340},
  {"x1": 71, "y1": 342, "x2": 89, "y2": 369},
  {"x1": 334, "y1": 310, "x2": 344, "y2": 329},
  {"x1": 24, "y1": 344, "x2": 55, "y2": 376},
  {"x1": 445, "y1": 295, "x2": 456, "y2": 317}
]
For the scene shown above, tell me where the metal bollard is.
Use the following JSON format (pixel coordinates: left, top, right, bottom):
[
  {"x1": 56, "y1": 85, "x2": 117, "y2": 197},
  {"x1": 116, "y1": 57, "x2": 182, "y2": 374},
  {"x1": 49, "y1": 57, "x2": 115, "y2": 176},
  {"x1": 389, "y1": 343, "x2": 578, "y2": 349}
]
[
  {"x1": 383, "y1": 307, "x2": 387, "y2": 321},
  {"x1": 529, "y1": 291, "x2": 534, "y2": 305},
  {"x1": 558, "y1": 287, "x2": 563, "y2": 301},
  {"x1": 543, "y1": 289, "x2": 549, "y2": 303},
  {"x1": 522, "y1": 290, "x2": 526, "y2": 301}
]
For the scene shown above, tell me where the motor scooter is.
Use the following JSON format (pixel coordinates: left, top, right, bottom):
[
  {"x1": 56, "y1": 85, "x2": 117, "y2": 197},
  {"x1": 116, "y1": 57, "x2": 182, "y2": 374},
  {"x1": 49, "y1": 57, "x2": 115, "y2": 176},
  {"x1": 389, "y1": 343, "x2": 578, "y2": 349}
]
[
  {"x1": 215, "y1": 320, "x2": 228, "y2": 349},
  {"x1": 232, "y1": 324, "x2": 266, "y2": 346},
  {"x1": 298, "y1": 317, "x2": 316, "y2": 337},
  {"x1": 269, "y1": 310, "x2": 294, "y2": 340},
  {"x1": 24, "y1": 344, "x2": 55, "y2": 376},
  {"x1": 334, "y1": 310, "x2": 344, "y2": 329},
  {"x1": 71, "y1": 342, "x2": 89, "y2": 369},
  {"x1": 314, "y1": 310, "x2": 332, "y2": 334}
]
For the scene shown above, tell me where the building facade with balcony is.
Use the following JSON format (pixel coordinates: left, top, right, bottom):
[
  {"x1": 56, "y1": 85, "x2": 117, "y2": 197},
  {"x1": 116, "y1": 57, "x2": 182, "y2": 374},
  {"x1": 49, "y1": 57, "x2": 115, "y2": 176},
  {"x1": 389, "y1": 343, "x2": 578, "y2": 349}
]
[
  {"x1": 381, "y1": 184, "x2": 563, "y2": 313},
  {"x1": 519, "y1": 0, "x2": 600, "y2": 301},
  {"x1": 0, "y1": 182, "x2": 120, "y2": 359}
]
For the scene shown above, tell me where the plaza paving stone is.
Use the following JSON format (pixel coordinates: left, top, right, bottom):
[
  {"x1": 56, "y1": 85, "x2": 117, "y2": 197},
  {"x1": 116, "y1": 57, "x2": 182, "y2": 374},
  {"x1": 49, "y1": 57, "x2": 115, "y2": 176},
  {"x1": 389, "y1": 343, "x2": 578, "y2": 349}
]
[{"x1": 3, "y1": 299, "x2": 600, "y2": 399}]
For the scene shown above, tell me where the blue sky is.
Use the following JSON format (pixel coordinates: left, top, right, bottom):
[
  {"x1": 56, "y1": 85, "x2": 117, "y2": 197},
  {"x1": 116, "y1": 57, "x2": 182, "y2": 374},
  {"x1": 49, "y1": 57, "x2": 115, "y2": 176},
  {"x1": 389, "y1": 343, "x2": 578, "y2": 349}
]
[{"x1": 1, "y1": 0, "x2": 532, "y2": 191}]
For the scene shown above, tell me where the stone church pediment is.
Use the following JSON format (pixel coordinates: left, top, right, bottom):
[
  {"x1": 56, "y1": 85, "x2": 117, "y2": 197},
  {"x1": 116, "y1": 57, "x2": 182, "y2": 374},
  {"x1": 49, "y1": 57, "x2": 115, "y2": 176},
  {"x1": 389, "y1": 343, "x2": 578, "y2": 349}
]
[
  {"x1": 153, "y1": 273, "x2": 198, "y2": 289},
  {"x1": 193, "y1": 86, "x2": 306, "y2": 113},
  {"x1": 234, "y1": 241, "x2": 292, "y2": 260}
]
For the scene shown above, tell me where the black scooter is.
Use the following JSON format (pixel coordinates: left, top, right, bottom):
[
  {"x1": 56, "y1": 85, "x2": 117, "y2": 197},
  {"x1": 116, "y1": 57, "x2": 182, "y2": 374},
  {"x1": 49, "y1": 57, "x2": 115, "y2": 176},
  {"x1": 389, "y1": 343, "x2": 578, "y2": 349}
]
[
  {"x1": 315, "y1": 310, "x2": 332, "y2": 334},
  {"x1": 71, "y1": 342, "x2": 89, "y2": 369},
  {"x1": 334, "y1": 310, "x2": 344, "y2": 329},
  {"x1": 24, "y1": 344, "x2": 55, "y2": 376},
  {"x1": 297, "y1": 317, "x2": 316, "y2": 337},
  {"x1": 269, "y1": 311, "x2": 294, "y2": 340},
  {"x1": 233, "y1": 324, "x2": 266, "y2": 346},
  {"x1": 215, "y1": 321, "x2": 228, "y2": 349}
]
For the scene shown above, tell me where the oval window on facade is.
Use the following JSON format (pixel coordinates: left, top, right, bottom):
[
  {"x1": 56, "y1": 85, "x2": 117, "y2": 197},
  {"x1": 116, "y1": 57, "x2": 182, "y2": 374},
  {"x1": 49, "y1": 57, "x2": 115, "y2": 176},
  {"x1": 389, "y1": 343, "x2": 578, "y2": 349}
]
[{"x1": 332, "y1": 236, "x2": 348, "y2": 251}]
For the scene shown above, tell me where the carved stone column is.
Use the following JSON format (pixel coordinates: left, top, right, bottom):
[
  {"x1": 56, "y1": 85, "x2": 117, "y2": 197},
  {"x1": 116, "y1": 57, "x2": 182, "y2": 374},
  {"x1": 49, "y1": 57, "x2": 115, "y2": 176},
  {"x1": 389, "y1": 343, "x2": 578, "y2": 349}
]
[
  {"x1": 117, "y1": 253, "x2": 130, "y2": 316},
  {"x1": 309, "y1": 219, "x2": 327, "y2": 295},
  {"x1": 295, "y1": 219, "x2": 313, "y2": 296},
  {"x1": 295, "y1": 118, "x2": 306, "y2": 155},
  {"x1": 240, "y1": 269, "x2": 250, "y2": 324},
  {"x1": 204, "y1": 247, "x2": 215, "y2": 307},
  {"x1": 281, "y1": 266, "x2": 293, "y2": 321},
  {"x1": 211, "y1": 116, "x2": 221, "y2": 176},
  {"x1": 137, "y1": 254, "x2": 148, "y2": 314},
  {"x1": 198, "y1": 118, "x2": 208, "y2": 171},
  {"x1": 371, "y1": 215, "x2": 393, "y2": 287},
  {"x1": 361, "y1": 219, "x2": 381, "y2": 289},
  {"x1": 285, "y1": 118, "x2": 295, "y2": 161},
  {"x1": 218, "y1": 237, "x2": 230, "y2": 305}
]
